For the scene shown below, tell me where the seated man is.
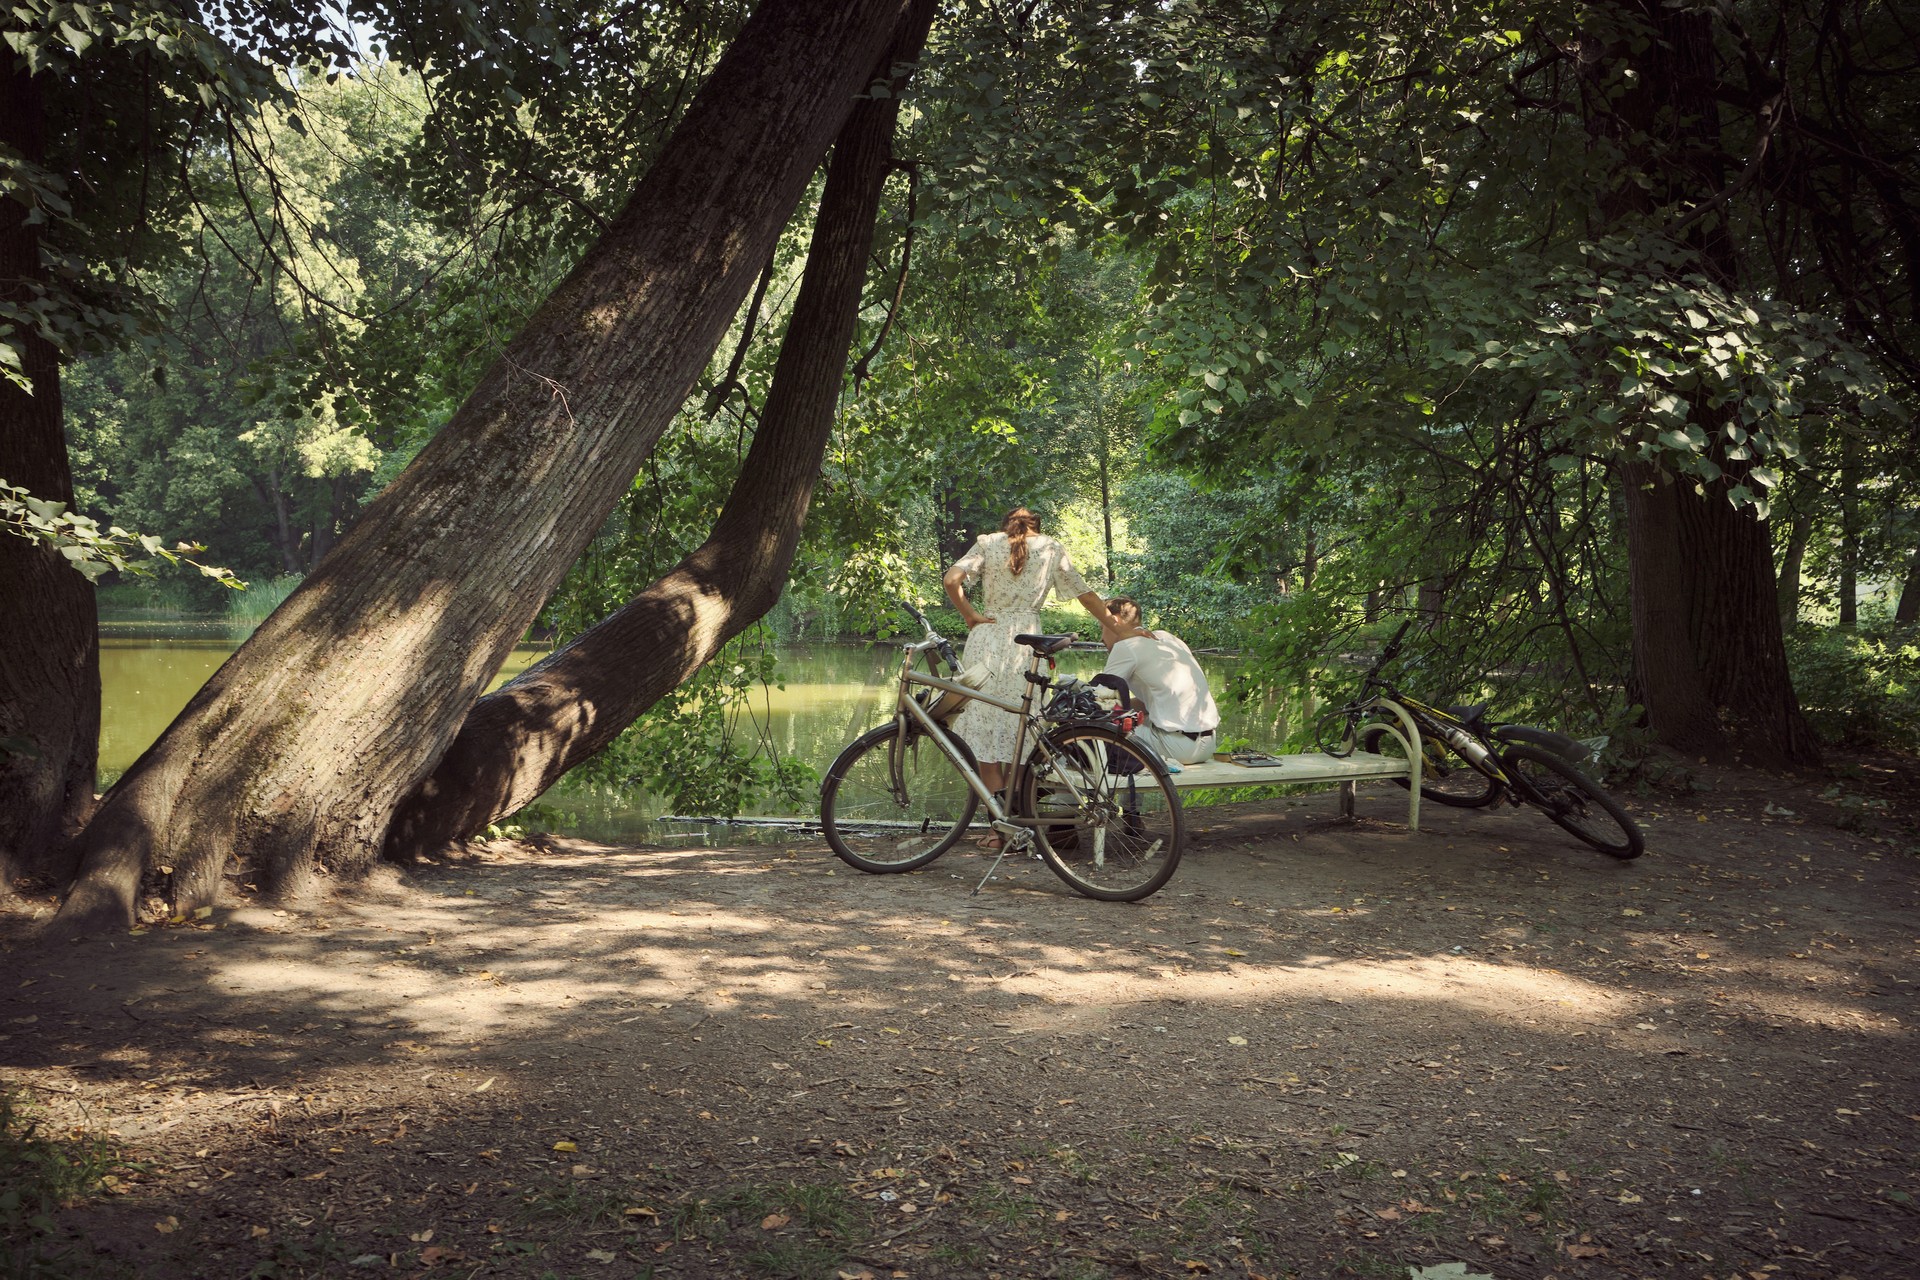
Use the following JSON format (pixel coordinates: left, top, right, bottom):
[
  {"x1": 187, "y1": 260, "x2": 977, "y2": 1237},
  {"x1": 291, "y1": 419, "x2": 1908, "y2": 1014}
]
[{"x1": 1099, "y1": 596, "x2": 1220, "y2": 766}]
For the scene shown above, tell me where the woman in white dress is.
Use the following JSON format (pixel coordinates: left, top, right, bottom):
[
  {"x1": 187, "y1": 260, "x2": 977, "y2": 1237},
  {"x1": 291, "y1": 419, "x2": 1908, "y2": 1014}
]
[{"x1": 942, "y1": 508, "x2": 1115, "y2": 817}]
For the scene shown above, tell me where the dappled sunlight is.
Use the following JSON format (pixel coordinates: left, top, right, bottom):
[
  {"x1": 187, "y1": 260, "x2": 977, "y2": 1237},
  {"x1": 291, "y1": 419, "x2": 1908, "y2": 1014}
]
[
  {"x1": 14, "y1": 836, "x2": 1900, "y2": 1098},
  {"x1": 6, "y1": 795, "x2": 1916, "y2": 1280},
  {"x1": 993, "y1": 953, "x2": 1633, "y2": 1030}
]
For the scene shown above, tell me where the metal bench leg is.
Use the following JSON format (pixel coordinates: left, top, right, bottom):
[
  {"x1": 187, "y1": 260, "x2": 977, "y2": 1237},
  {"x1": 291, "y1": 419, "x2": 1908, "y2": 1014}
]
[{"x1": 1339, "y1": 780, "x2": 1355, "y2": 819}]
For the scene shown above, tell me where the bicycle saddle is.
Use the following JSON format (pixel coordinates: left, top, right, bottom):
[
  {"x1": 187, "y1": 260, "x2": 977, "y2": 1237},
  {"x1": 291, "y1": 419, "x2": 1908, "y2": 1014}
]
[
  {"x1": 1015, "y1": 632, "x2": 1078, "y2": 655},
  {"x1": 1444, "y1": 702, "x2": 1490, "y2": 725}
]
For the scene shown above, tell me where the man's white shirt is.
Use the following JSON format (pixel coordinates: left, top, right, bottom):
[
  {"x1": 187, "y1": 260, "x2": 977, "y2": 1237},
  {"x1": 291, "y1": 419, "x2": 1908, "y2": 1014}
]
[{"x1": 1102, "y1": 630, "x2": 1220, "y2": 734}]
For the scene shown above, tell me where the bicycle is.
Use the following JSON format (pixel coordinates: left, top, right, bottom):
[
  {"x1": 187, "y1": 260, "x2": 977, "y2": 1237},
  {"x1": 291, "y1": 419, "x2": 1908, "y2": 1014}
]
[
  {"x1": 1319, "y1": 620, "x2": 1645, "y2": 860},
  {"x1": 818, "y1": 602, "x2": 1187, "y2": 902}
]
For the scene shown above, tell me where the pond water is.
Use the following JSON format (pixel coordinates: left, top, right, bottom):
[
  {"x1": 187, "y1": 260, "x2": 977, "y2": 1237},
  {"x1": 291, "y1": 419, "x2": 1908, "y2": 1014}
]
[{"x1": 98, "y1": 619, "x2": 1288, "y2": 844}]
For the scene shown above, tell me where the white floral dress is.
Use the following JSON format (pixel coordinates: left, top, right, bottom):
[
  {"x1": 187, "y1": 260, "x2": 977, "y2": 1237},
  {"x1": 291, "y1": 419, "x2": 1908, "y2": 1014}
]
[{"x1": 947, "y1": 531, "x2": 1091, "y2": 764}]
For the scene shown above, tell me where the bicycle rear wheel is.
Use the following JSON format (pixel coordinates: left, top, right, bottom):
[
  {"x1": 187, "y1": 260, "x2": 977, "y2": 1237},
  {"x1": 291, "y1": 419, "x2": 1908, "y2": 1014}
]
[
  {"x1": 1503, "y1": 744, "x2": 1643, "y2": 860},
  {"x1": 1360, "y1": 725, "x2": 1500, "y2": 808},
  {"x1": 1016, "y1": 724, "x2": 1184, "y2": 902},
  {"x1": 821, "y1": 721, "x2": 979, "y2": 873}
]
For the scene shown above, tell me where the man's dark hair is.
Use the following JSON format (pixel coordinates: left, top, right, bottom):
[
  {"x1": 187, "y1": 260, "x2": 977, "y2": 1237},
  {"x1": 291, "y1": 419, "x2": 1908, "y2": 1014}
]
[{"x1": 1106, "y1": 596, "x2": 1140, "y2": 620}]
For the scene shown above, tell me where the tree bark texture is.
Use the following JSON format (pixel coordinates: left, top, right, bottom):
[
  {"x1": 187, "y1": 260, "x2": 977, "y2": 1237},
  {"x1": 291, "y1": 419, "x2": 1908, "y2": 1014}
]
[
  {"x1": 1590, "y1": 2, "x2": 1818, "y2": 765},
  {"x1": 52, "y1": 0, "x2": 913, "y2": 932},
  {"x1": 1897, "y1": 544, "x2": 1920, "y2": 625},
  {"x1": 1619, "y1": 459, "x2": 1819, "y2": 764},
  {"x1": 1837, "y1": 434, "x2": 1859, "y2": 629},
  {"x1": 1776, "y1": 509, "x2": 1812, "y2": 624},
  {"x1": 384, "y1": 0, "x2": 936, "y2": 860},
  {"x1": 0, "y1": 62, "x2": 99, "y2": 889}
]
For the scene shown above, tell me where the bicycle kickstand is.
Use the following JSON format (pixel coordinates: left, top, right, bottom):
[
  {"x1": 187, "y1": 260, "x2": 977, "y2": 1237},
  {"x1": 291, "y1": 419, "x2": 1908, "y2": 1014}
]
[{"x1": 970, "y1": 820, "x2": 1032, "y2": 897}]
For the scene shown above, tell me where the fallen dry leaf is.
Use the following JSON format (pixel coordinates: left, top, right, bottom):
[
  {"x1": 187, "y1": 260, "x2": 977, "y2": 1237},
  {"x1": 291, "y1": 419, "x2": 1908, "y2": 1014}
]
[{"x1": 760, "y1": 1213, "x2": 790, "y2": 1230}]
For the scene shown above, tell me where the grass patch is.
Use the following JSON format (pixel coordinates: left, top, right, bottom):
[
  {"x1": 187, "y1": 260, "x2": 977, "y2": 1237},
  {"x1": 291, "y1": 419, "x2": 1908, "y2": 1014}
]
[
  {"x1": 1167, "y1": 1185, "x2": 1260, "y2": 1245},
  {"x1": 1054, "y1": 1258, "x2": 1113, "y2": 1280},
  {"x1": 930, "y1": 1241, "x2": 989, "y2": 1268},
  {"x1": 1047, "y1": 1143, "x2": 1103, "y2": 1185},
  {"x1": 739, "y1": 1238, "x2": 847, "y2": 1280},
  {"x1": 963, "y1": 1182, "x2": 1043, "y2": 1228},
  {"x1": 516, "y1": 1178, "x2": 630, "y2": 1232},
  {"x1": 662, "y1": 1180, "x2": 867, "y2": 1255},
  {"x1": 224, "y1": 574, "x2": 304, "y2": 629},
  {"x1": 1, "y1": 1088, "x2": 135, "y2": 1279}
]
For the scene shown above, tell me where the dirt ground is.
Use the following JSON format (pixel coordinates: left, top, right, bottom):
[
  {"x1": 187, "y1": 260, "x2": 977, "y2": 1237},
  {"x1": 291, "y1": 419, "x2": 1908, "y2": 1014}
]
[{"x1": 4, "y1": 758, "x2": 1918, "y2": 1280}]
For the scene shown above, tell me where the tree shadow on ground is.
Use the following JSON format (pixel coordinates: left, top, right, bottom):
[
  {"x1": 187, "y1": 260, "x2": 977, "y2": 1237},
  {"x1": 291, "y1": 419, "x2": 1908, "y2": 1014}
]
[{"x1": 2, "y1": 778, "x2": 1915, "y2": 1277}]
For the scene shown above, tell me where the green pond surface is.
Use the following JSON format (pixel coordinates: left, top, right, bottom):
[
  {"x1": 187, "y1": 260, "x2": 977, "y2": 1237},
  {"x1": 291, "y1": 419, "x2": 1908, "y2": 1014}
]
[{"x1": 99, "y1": 619, "x2": 1286, "y2": 845}]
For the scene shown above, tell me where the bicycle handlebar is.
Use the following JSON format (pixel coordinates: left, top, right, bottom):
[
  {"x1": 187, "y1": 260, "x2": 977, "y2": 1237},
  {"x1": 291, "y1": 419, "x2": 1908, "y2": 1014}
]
[
  {"x1": 1361, "y1": 619, "x2": 1413, "y2": 686},
  {"x1": 898, "y1": 600, "x2": 960, "y2": 672}
]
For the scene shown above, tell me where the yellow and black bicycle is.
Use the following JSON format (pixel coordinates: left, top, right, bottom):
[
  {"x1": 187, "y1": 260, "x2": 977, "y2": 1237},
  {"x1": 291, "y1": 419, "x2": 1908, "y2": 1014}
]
[{"x1": 1322, "y1": 621, "x2": 1644, "y2": 860}]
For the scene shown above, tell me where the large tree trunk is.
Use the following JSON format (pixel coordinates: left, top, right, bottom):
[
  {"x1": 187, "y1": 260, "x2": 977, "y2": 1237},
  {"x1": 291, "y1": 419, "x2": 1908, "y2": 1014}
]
[
  {"x1": 1618, "y1": 460, "x2": 1721, "y2": 752},
  {"x1": 1776, "y1": 509, "x2": 1813, "y2": 624},
  {"x1": 1897, "y1": 543, "x2": 1920, "y2": 625},
  {"x1": 1590, "y1": 2, "x2": 1818, "y2": 765},
  {"x1": 385, "y1": 1, "x2": 935, "y2": 859},
  {"x1": 52, "y1": 0, "x2": 912, "y2": 933},
  {"x1": 0, "y1": 62, "x2": 99, "y2": 889},
  {"x1": 1675, "y1": 462, "x2": 1819, "y2": 764},
  {"x1": 1837, "y1": 434, "x2": 1860, "y2": 629}
]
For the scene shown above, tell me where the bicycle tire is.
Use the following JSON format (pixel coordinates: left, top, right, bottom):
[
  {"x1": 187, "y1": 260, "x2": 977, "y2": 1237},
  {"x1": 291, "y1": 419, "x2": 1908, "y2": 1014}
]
[
  {"x1": 1502, "y1": 744, "x2": 1644, "y2": 860},
  {"x1": 821, "y1": 721, "x2": 979, "y2": 874},
  {"x1": 1015, "y1": 723, "x2": 1185, "y2": 902},
  {"x1": 1360, "y1": 725, "x2": 1500, "y2": 808},
  {"x1": 1314, "y1": 707, "x2": 1363, "y2": 757}
]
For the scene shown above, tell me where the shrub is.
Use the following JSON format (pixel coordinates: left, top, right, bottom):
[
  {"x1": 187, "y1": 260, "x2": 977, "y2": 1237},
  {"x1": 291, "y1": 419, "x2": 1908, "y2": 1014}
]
[{"x1": 1784, "y1": 622, "x2": 1920, "y2": 750}]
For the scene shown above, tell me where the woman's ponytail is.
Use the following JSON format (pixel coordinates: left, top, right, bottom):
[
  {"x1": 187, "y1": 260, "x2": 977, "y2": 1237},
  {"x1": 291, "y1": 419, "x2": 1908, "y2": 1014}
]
[{"x1": 1003, "y1": 507, "x2": 1040, "y2": 576}]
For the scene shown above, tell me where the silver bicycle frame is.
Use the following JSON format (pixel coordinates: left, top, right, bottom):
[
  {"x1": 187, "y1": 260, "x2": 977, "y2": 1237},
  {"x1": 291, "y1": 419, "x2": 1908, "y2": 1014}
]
[{"x1": 883, "y1": 638, "x2": 1091, "y2": 841}]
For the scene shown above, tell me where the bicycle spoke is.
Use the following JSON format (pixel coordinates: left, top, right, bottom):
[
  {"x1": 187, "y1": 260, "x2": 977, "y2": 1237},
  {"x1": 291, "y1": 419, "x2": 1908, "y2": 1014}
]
[
  {"x1": 822, "y1": 723, "x2": 978, "y2": 873},
  {"x1": 1019, "y1": 725, "x2": 1184, "y2": 901}
]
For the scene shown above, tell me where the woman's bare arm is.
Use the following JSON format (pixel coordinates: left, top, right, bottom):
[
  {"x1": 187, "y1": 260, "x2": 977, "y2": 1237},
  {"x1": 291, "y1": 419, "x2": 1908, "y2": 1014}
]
[
  {"x1": 1076, "y1": 590, "x2": 1117, "y2": 628},
  {"x1": 945, "y1": 565, "x2": 992, "y2": 627}
]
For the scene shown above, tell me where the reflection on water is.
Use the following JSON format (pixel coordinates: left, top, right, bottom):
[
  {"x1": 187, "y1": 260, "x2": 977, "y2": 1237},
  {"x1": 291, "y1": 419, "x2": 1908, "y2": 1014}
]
[{"x1": 98, "y1": 619, "x2": 1287, "y2": 845}]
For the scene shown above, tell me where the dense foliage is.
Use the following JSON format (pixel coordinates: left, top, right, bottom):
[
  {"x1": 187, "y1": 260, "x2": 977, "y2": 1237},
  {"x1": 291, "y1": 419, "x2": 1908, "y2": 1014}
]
[{"x1": 21, "y1": 0, "x2": 1920, "y2": 830}]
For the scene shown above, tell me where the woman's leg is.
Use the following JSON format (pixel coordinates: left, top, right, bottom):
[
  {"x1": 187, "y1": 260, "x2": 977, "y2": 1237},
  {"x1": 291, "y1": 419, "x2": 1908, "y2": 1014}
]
[{"x1": 976, "y1": 762, "x2": 1007, "y2": 846}]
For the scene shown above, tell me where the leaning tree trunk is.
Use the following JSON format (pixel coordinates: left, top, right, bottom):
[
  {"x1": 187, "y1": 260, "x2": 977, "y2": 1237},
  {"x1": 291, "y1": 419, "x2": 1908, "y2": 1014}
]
[
  {"x1": 52, "y1": 0, "x2": 913, "y2": 933},
  {"x1": 0, "y1": 62, "x2": 99, "y2": 889},
  {"x1": 384, "y1": 0, "x2": 935, "y2": 859}
]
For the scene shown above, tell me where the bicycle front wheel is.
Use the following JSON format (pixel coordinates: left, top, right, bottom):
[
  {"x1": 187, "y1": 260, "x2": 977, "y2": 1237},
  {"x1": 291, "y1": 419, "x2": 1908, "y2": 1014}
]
[
  {"x1": 821, "y1": 721, "x2": 980, "y2": 873},
  {"x1": 1503, "y1": 744, "x2": 1643, "y2": 860},
  {"x1": 1360, "y1": 725, "x2": 1500, "y2": 808},
  {"x1": 1016, "y1": 724, "x2": 1184, "y2": 902}
]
